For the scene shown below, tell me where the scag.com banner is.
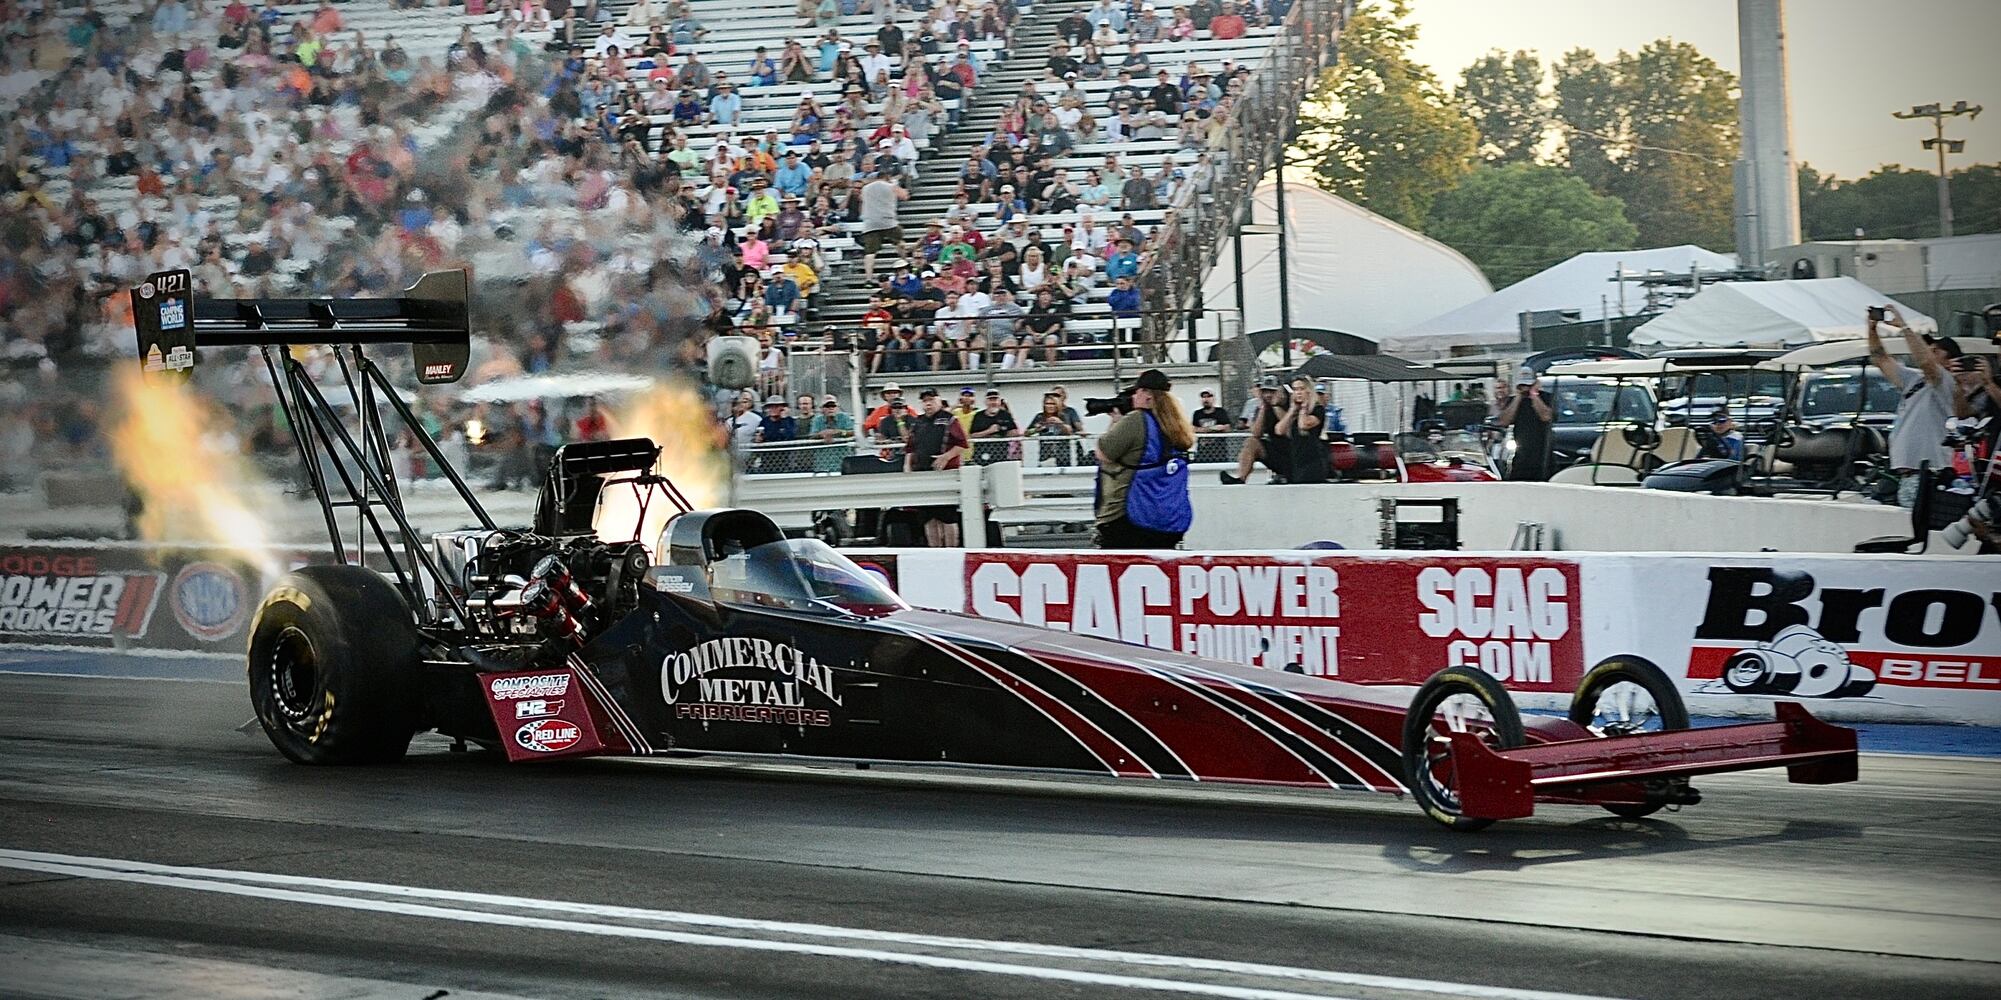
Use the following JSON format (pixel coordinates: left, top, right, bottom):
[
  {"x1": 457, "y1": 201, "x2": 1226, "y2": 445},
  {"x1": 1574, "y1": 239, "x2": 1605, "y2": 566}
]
[{"x1": 958, "y1": 552, "x2": 1585, "y2": 691}]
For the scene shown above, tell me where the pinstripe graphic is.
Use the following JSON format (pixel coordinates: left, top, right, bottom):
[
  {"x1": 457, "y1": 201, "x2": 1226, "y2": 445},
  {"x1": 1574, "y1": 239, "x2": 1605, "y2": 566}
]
[
  {"x1": 1170, "y1": 664, "x2": 1403, "y2": 789},
  {"x1": 887, "y1": 627, "x2": 1146, "y2": 778},
  {"x1": 914, "y1": 625, "x2": 1194, "y2": 781},
  {"x1": 1094, "y1": 657, "x2": 1354, "y2": 789},
  {"x1": 1022, "y1": 638, "x2": 1375, "y2": 790},
  {"x1": 569, "y1": 656, "x2": 654, "y2": 755}
]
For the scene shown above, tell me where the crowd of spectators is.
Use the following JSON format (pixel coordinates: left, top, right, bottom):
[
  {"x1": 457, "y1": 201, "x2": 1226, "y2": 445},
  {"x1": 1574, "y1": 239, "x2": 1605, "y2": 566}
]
[{"x1": 2, "y1": 0, "x2": 1293, "y2": 495}]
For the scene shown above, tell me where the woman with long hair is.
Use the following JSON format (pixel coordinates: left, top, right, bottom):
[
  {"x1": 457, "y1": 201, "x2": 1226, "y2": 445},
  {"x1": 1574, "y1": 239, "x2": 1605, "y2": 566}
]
[{"x1": 1092, "y1": 369, "x2": 1194, "y2": 549}]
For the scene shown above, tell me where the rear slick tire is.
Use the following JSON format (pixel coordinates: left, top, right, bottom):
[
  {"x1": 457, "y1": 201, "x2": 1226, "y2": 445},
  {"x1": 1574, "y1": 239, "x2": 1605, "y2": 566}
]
[
  {"x1": 246, "y1": 565, "x2": 424, "y2": 764},
  {"x1": 1401, "y1": 666, "x2": 1526, "y2": 833},
  {"x1": 1568, "y1": 655, "x2": 1691, "y2": 818}
]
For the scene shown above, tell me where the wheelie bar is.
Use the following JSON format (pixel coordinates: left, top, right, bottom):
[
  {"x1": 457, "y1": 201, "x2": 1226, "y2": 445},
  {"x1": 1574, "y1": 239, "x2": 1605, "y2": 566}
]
[{"x1": 1451, "y1": 703, "x2": 1859, "y2": 821}]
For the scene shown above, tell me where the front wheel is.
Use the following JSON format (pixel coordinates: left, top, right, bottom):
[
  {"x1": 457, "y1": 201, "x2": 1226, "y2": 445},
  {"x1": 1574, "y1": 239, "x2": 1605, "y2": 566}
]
[
  {"x1": 1401, "y1": 666, "x2": 1526, "y2": 832},
  {"x1": 1569, "y1": 655, "x2": 1691, "y2": 817},
  {"x1": 247, "y1": 565, "x2": 424, "y2": 764}
]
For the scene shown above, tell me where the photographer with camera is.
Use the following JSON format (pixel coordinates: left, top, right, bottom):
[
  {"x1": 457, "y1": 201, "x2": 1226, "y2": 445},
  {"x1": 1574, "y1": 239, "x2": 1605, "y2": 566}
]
[
  {"x1": 1867, "y1": 305, "x2": 1957, "y2": 508},
  {"x1": 1495, "y1": 367, "x2": 1555, "y2": 481},
  {"x1": 1092, "y1": 369, "x2": 1195, "y2": 549}
]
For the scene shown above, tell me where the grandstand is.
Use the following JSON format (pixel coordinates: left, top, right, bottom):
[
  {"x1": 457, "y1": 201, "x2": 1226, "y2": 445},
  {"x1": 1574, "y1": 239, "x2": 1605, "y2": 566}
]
[{"x1": 2, "y1": 0, "x2": 1343, "y2": 503}]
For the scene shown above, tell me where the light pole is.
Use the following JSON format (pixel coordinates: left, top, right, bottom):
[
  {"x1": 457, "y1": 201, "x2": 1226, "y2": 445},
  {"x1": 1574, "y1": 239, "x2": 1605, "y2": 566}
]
[{"x1": 1892, "y1": 101, "x2": 1981, "y2": 237}]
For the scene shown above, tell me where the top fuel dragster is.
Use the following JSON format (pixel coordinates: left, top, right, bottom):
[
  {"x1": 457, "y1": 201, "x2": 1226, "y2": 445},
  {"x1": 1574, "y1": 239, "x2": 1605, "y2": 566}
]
[{"x1": 131, "y1": 269, "x2": 1858, "y2": 831}]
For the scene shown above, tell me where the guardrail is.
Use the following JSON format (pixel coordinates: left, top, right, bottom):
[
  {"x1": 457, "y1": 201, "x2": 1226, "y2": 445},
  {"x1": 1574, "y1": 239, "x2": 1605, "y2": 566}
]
[{"x1": 737, "y1": 431, "x2": 1252, "y2": 475}]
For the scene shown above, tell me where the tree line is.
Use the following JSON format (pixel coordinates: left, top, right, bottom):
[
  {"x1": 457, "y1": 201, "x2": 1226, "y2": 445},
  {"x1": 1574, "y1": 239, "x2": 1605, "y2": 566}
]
[{"x1": 1293, "y1": 0, "x2": 1996, "y2": 288}]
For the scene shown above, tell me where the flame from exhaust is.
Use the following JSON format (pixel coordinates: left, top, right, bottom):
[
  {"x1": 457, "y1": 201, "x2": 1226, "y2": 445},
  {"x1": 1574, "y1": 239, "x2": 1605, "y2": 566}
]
[
  {"x1": 108, "y1": 368, "x2": 283, "y2": 580},
  {"x1": 595, "y1": 380, "x2": 729, "y2": 558}
]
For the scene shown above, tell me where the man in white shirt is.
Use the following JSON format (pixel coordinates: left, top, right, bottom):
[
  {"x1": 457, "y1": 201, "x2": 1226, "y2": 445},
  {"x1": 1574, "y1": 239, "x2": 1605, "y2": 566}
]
[
  {"x1": 858, "y1": 40, "x2": 894, "y2": 82},
  {"x1": 878, "y1": 125, "x2": 918, "y2": 167}
]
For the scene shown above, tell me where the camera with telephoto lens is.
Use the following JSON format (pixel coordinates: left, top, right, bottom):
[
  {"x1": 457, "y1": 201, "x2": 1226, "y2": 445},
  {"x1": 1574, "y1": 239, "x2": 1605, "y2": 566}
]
[
  {"x1": 1941, "y1": 415, "x2": 1994, "y2": 449},
  {"x1": 1941, "y1": 497, "x2": 1996, "y2": 550},
  {"x1": 1084, "y1": 390, "x2": 1135, "y2": 417}
]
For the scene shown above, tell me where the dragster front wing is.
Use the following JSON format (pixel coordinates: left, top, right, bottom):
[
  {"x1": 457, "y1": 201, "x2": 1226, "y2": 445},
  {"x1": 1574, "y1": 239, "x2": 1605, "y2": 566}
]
[{"x1": 1454, "y1": 703, "x2": 1858, "y2": 821}]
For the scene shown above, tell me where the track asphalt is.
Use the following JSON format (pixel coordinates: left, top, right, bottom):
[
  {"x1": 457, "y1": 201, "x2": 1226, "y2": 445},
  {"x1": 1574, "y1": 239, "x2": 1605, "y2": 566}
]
[{"x1": 0, "y1": 660, "x2": 1996, "y2": 999}]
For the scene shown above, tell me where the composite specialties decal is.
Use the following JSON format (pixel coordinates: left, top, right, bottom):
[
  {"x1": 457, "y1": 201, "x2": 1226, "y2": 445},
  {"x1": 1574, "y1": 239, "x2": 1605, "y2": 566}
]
[
  {"x1": 489, "y1": 673, "x2": 572, "y2": 700},
  {"x1": 663, "y1": 637, "x2": 847, "y2": 726}
]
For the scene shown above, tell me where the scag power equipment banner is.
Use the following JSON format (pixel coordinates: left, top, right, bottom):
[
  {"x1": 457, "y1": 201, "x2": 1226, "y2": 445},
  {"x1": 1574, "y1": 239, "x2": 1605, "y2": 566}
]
[{"x1": 957, "y1": 552, "x2": 1585, "y2": 692}]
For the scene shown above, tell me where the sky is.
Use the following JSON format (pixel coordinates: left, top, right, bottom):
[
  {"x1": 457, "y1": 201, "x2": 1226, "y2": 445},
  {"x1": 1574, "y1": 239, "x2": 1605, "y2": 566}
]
[{"x1": 1404, "y1": 0, "x2": 2001, "y2": 181}]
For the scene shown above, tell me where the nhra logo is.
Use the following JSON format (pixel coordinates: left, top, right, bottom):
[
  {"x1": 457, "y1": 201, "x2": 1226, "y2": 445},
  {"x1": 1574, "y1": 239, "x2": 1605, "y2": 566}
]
[
  {"x1": 515, "y1": 719, "x2": 582, "y2": 753},
  {"x1": 489, "y1": 673, "x2": 572, "y2": 700},
  {"x1": 170, "y1": 562, "x2": 248, "y2": 642}
]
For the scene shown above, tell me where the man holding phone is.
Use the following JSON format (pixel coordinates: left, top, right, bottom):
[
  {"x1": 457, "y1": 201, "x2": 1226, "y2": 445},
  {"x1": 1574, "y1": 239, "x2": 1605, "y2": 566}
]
[
  {"x1": 1867, "y1": 304, "x2": 1956, "y2": 507},
  {"x1": 1496, "y1": 367, "x2": 1555, "y2": 481}
]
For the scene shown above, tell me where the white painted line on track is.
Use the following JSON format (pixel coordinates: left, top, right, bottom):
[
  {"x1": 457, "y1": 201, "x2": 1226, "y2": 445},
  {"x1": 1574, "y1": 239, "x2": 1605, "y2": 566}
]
[
  {"x1": 0, "y1": 669, "x2": 235, "y2": 684},
  {"x1": 0, "y1": 643, "x2": 235, "y2": 661},
  {"x1": 0, "y1": 849, "x2": 1630, "y2": 1000}
]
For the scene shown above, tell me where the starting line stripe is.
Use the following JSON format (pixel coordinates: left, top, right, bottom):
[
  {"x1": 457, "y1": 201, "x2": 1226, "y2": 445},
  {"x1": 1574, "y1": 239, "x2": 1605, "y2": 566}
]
[{"x1": 0, "y1": 849, "x2": 1627, "y2": 1000}]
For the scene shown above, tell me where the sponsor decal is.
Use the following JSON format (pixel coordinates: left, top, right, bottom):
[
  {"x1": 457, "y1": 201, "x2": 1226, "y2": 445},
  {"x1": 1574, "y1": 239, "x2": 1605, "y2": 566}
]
[
  {"x1": 164, "y1": 345, "x2": 194, "y2": 371},
  {"x1": 0, "y1": 551, "x2": 163, "y2": 640},
  {"x1": 514, "y1": 698, "x2": 566, "y2": 720},
  {"x1": 515, "y1": 718, "x2": 583, "y2": 753},
  {"x1": 489, "y1": 673, "x2": 572, "y2": 700},
  {"x1": 963, "y1": 554, "x2": 1582, "y2": 690},
  {"x1": 656, "y1": 575, "x2": 696, "y2": 594},
  {"x1": 422, "y1": 362, "x2": 456, "y2": 379},
  {"x1": 662, "y1": 637, "x2": 845, "y2": 726},
  {"x1": 170, "y1": 561, "x2": 248, "y2": 642},
  {"x1": 1686, "y1": 567, "x2": 2001, "y2": 696},
  {"x1": 138, "y1": 281, "x2": 156, "y2": 300},
  {"x1": 157, "y1": 297, "x2": 186, "y2": 331}
]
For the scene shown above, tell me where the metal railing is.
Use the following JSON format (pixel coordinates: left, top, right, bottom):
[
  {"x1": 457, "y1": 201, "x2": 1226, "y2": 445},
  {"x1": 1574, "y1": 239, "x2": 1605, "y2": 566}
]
[
  {"x1": 736, "y1": 431, "x2": 1253, "y2": 476},
  {"x1": 1140, "y1": 0, "x2": 1350, "y2": 352}
]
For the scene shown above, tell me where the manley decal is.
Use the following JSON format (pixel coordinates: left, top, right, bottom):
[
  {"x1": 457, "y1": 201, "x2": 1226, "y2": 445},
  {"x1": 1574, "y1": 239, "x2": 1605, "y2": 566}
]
[{"x1": 663, "y1": 638, "x2": 846, "y2": 727}]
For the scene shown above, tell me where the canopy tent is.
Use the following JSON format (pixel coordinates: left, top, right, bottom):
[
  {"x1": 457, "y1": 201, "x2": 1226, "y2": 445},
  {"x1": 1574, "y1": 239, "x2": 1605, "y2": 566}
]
[
  {"x1": 1292, "y1": 353, "x2": 1460, "y2": 383},
  {"x1": 1202, "y1": 182, "x2": 1491, "y2": 348},
  {"x1": 1385, "y1": 246, "x2": 1738, "y2": 354},
  {"x1": 1629, "y1": 277, "x2": 1937, "y2": 349}
]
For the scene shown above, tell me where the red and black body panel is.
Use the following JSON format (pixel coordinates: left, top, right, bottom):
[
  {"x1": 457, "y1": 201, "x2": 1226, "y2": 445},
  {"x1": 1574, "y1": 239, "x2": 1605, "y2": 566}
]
[{"x1": 477, "y1": 581, "x2": 1856, "y2": 821}]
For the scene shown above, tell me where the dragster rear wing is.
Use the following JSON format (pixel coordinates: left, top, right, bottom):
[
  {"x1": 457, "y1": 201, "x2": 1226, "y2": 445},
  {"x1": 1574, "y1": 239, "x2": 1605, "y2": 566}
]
[{"x1": 131, "y1": 268, "x2": 471, "y2": 384}]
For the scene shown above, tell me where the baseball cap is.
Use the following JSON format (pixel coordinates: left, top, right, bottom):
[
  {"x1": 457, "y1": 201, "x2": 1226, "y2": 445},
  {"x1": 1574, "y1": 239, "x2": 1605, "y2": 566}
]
[
  {"x1": 918, "y1": 388, "x2": 941, "y2": 399},
  {"x1": 985, "y1": 389, "x2": 1002, "y2": 399},
  {"x1": 1128, "y1": 369, "x2": 1172, "y2": 392},
  {"x1": 959, "y1": 387, "x2": 976, "y2": 397},
  {"x1": 1200, "y1": 389, "x2": 1215, "y2": 398},
  {"x1": 881, "y1": 382, "x2": 904, "y2": 394},
  {"x1": 764, "y1": 395, "x2": 786, "y2": 406},
  {"x1": 822, "y1": 395, "x2": 840, "y2": 406},
  {"x1": 1514, "y1": 365, "x2": 1537, "y2": 386},
  {"x1": 1923, "y1": 333, "x2": 1965, "y2": 359},
  {"x1": 1708, "y1": 409, "x2": 1733, "y2": 424}
]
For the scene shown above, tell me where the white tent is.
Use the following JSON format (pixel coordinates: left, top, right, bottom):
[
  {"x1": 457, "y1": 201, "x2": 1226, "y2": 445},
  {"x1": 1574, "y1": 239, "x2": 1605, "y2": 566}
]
[
  {"x1": 1385, "y1": 245, "x2": 1737, "y2": 354},
  {"x1": 1203, "y1": 182, "x2": 1491, "y2": 345},
  {"x1": 1629, "y1": 277, "x2": 1938, "y2": 349}
]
